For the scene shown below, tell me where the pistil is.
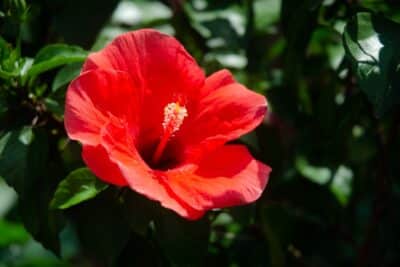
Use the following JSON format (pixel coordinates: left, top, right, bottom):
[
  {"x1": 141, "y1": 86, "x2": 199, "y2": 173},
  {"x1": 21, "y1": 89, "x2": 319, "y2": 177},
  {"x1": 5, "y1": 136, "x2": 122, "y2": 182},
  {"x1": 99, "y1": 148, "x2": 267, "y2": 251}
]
[{"x1": 152, "y1": 102, "x2": 188, "y2": 165}]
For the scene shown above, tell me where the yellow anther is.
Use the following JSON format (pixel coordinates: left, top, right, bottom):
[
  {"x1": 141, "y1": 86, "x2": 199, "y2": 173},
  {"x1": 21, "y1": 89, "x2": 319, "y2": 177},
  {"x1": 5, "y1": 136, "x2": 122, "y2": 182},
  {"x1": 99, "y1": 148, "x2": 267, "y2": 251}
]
[
  {"x1": 162, "y1": 102, "x2": 188, "y2": 135},
  {"x1": 152, "y1": 102, "x2": 188, "y2": 165}
]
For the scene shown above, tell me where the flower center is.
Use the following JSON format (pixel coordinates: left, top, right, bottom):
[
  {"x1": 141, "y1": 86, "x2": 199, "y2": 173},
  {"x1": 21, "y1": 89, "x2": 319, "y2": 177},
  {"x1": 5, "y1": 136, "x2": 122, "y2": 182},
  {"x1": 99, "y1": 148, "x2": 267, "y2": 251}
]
[{"x1": 152, "y1": 102, "x2": 188, "y2": 165}]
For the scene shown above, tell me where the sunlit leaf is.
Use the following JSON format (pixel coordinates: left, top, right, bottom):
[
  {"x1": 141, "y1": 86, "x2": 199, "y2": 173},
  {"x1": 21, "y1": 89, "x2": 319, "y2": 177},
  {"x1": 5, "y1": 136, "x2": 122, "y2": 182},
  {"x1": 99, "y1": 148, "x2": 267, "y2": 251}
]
[
  {"x1": 295, "y1": 156, "x2": 331, "y2": 185},
  {"x1": 0, "y1": 178, "x2": 17, "y2": 217},
  {"x1": 330, "y1": 165, "x2": 353, "y2": 206},
  {"x1": 254, "y1": 0, "x2": 280, "y2": 32},
  {"x1": 111, "y1": 1, "x2": 171, "y2": 26},
  {"x1": 50, "y1": 168, "x2": 108, "y2": 210},
  {"x1": 343, "y1": 12, "x2": 400, "y2": 116},
  {"x1": 26, "y1": 44, "x2": 87, "y2": 82},
  {"x1": 0, "y1": 220, "x2": 30, "y2": 246}
]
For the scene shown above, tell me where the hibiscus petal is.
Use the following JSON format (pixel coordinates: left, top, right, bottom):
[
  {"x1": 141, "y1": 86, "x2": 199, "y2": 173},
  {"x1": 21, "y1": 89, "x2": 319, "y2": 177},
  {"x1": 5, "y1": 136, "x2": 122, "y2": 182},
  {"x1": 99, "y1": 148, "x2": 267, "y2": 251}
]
[
  {"x1": 165, "y1": 145, "x2": 271, "y2": 211},
  {"x1": 100, "y1": 121, "x2": 204, "y2": 219},
  {"x1": 194, "y1": 82, "x2": 267, "y2": 141},
  {"x1": 83, "y1": 29, "x2": 204, "y2": 95},
  {"x1": 64, "y1": 69, "x2": 140, "y2": 146},
  {"x1": 82, "y1": 145, "x2": 128, "y2": 186},
  {"x1": 82, "y1": 29, "x2": 205, "y2": 150},
  {"x1": 178, "y1": 75, "x2": 267, "y2": 161},
  {"x1": 199, "y1": 69, "x2": 235, "y2": 97}
]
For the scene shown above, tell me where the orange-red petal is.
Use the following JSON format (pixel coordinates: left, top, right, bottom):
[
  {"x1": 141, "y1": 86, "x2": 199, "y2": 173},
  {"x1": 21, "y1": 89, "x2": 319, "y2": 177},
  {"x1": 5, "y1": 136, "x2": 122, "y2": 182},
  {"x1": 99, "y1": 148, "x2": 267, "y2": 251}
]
[
  {"x1": 64, "y1": 69, "x2": 140, "y2": 146},
  {"x1": 165, "y1": 145, "x2": 271, "y2": 211},
  {"x1": 198, "y1": 69, "x2": 236, "y2": 97},
  {"x1": 82, "y1": 29, "x2": 205, "y2": 151},
  {"x1": 178, "y1": 71, "x2": 267, "y2": 162},
  {"x1": 82, "y1": 145, "x2": 128, "y2": 186},
  {"x1": 100, "y1": 121, "x2": 204, "y2": 219}
]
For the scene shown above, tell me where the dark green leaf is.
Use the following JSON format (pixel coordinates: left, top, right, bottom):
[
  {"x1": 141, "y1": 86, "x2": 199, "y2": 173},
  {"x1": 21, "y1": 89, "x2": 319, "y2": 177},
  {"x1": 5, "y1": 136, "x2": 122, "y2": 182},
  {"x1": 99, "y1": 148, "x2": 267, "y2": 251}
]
[
  {"x1": 262, "y1": 205, "x2": 293, "y2": 267},
  {"x1": 71, "y1": 189, "x2": 131, "y2": 265},
  {"x1": 44, "y1": 98, "x2": 64, "y2": 118},
  {"x1": 155, "y1": 209, "x2": 210, "y2": 266},
  {"x1": 122, "y1": 190, "x2": 156, "y2": 236},
  {"x1": 26, "y1": 44, "x2": 87, "y2": 81},
  {"x1": 115, "y1": 232, "x2": 162, "y2": 267},
  {"x1": 0, "y1": 36, "x2": 11, "y2": 58},
  {"x1": 51, "y1": 0, "x2": 120, "y2": 48},
  {"x1": 343, "y1": 12, "x2": 400, "y2": 116},
  {"x1": 51, "y1": 62, "x2": 82, "y2": 93},
  {"x1": 0, "y1": 128, "x2": 64, "y2": 254},
  {"x1": 0, "y1": 128, "x2": 32, "y2": 193},
  {"x1": 20, "y1": 130, "x2": 64, "y2": 255},
  {"x1": 278, "y1": 0, "x2": 323, "y2": 117},
  {"x1": 50, "y1": 168, "x2": 108, "y2": 210},
  {"x1": 281, "y1": 0, "x2": 324, "y2": 68}
]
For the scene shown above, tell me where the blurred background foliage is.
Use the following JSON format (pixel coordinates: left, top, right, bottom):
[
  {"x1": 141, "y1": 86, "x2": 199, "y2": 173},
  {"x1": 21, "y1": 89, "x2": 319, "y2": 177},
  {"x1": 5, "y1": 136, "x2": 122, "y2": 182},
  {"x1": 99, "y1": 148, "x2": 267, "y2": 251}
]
[{"x1": 0, "y1": 0, "x2": 400, "y2": 266}]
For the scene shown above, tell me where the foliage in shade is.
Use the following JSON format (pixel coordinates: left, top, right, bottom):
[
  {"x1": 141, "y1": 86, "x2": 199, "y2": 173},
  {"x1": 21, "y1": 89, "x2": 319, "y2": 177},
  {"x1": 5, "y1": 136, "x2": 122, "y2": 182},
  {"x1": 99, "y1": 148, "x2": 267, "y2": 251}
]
[
  {"x1": 51, "y1": 62, "x2": 83, "y2": 93},
  {"x1": 0, "y1": 0, "x2": 400, "y2": 266}
]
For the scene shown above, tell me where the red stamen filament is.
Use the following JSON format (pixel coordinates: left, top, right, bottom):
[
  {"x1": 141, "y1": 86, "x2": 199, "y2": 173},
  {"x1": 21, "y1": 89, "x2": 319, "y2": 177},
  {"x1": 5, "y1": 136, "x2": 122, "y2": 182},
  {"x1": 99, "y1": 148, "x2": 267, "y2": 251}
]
[{"x1": 152, "y1": 102, "x2": 188, "y2": 165}]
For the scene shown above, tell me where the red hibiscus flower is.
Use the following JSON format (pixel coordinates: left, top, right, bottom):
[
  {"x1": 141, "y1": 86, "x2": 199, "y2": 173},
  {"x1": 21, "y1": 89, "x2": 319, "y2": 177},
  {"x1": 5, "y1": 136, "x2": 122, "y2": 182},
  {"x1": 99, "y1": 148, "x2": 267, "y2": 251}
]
[{"x1": 64, "y1": 29, "x2": 271, "y2": 219}]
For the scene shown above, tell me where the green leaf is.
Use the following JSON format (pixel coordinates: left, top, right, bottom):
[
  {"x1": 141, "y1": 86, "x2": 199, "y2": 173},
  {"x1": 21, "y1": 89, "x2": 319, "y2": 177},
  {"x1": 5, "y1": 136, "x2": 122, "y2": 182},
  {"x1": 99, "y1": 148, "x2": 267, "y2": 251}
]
[
  {"x1": 51, "y1": 62, "x2": 82, "y2": 93},
  {"x1": 26, "y1": 44, "x2": 87, "y2": 81},
  {"x1": 330, "y1": 165, "x2": 353, "y2": 206},
  {"x1": 111, "y1": 1, "x2": 172, "y2": 26},
  {"x1": 254, "y1": 0, "x2": 280, "y2": 33},
  {"x1": 281, "y1": 0, "x2": 324, "y2": 77},
  {"x1": 0, "y1": 219, "x2": 30, "y2": 246},
  {"x1": 262, "y1": 205, "x2": 293, "y2": 267},
  {"x1": 20, "y1": 130, "x2": 64, "y2": 255},
  {"x1": 122, "y1": 190, "x2": 156, "y2": 236},
  {"x1": 155, "y1": 209, "x2": 210, "y2": 266},
  {"x1": 50, "y1": 168, "x2": 108, "y2": 210},
  {"x1": 185, "y1": 3, "x2": 244, "y2": 48},
  {"x1": 71, "y1": 189, "x2": 131, "y2": 265},
  {"x1": 115, "y1": 232, "x2": 162, "y2": 267},
  {"x1": 343, "y1": 12, "x2": 400, "y2": 117},
  {"x1": 0, "y1": 36, "x2": 12, "y2": 61},
  {"x1": 0, "y1": 37, "x2": 21, "y2": 80},
  {"x1": 295, "y1": 156, "x2": 331, "y2": 185},
  {"x1": 0, "y1": 128, "x2": 64, "y2": 254},
  {"x1": 51, "y1": 0, "x2": 120, "y2": 48},
  {"x1": 0, "y1": 128, "x2": 32, "y2": 193},
  {"x1": 44, "y1": 98, "x2": 64, "y2": 118},
  {"x1": 0, "y1": 178, "x2": 17, "y2": 217}
]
